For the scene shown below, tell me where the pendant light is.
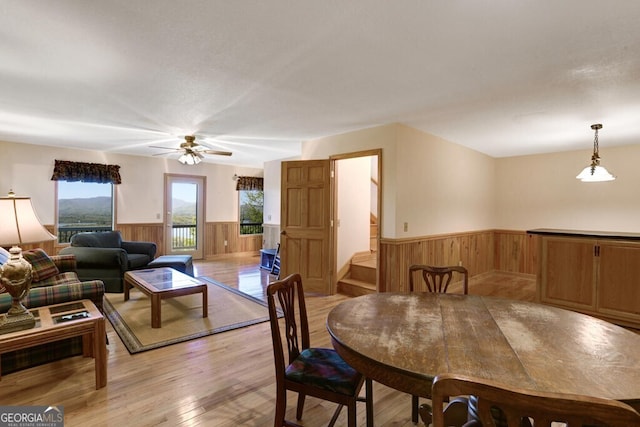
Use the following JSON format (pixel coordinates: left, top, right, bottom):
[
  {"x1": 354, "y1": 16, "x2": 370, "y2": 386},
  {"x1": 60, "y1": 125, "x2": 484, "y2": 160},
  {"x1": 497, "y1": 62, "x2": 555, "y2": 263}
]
[{"x1": 576, "y1": 124, "x2": 615, "y2": 182}]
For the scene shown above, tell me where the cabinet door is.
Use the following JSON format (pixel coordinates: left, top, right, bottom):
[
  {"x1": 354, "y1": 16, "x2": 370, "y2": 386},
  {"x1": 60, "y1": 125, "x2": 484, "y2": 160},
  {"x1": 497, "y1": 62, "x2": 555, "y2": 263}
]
[
  {"x1": 540, "y1": 237, "x2": 596, "y2": 310},
  {"x1": 597, "y1": 241, "x2": 640, "y2": 321}
]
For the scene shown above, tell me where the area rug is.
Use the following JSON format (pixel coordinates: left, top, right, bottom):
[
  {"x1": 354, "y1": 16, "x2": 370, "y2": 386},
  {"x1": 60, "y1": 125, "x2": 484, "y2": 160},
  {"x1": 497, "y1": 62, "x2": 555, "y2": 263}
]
[{"x1": 104, "y1": 277, "x2": 273, "y2": 354}]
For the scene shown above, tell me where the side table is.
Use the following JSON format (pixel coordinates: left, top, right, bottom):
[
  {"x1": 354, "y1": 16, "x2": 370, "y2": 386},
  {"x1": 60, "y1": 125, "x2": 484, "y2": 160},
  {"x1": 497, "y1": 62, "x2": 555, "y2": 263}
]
[{"x1": 0, "y1": 299, "x2": 106, "y2": 389}]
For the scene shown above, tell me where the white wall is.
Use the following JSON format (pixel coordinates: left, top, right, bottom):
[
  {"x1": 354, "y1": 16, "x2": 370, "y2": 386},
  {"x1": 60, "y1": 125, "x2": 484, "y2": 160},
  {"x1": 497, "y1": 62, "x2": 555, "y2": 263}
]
[
  {"x1": 5, "y1": 124, "x2": 640, "y2": 245},
  {"x1": 336, "y1": 156, "x2": 371, "y2": 270},
  {"x1": 263, "y1": 158, "x2": 285, "y2": 226},
  {"x1": 0, "y1": 141, "x2": 262, "y2": 225},
  {"x1": 304, "y1": 123, "x2": 640, "y2": 238},
  {"x1": 303, "y1": 123, "x2": 496, "y2": 238},
  {"x1": 495, "y1": 144, "x2": 640, "y2": 232},
  {"x1": 394, "y1": 125, "x2": 495, "y2": 236},
  {"x1": 303, "y1": 124, "x2": 398, "y2": 237}
]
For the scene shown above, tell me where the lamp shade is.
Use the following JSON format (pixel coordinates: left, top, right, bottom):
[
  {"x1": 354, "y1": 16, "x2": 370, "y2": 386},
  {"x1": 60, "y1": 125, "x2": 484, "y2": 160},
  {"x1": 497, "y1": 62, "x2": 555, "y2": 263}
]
[
  {"x1": 576, "y1": 165, "x2": 616, "y2": 182},
  {"x1": 178, "y1": 152, "x2": 202, "y2": 165},
  {"x1": 576, "y1": 123, "x2": 615, "y2": 182},
  {"x1": 0, "y1": 196, "x2": 56, "y2": 246}
]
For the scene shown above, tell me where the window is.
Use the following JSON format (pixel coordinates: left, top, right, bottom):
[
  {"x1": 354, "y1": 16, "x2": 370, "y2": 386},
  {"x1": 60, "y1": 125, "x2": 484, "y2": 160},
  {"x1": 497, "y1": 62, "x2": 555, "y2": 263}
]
[
  {"x1": 56, "y1": 181, "x2": 114, "y2": 243},
  {"x1": 239, "y1": 190, "x2": 263, "y2": 235}
]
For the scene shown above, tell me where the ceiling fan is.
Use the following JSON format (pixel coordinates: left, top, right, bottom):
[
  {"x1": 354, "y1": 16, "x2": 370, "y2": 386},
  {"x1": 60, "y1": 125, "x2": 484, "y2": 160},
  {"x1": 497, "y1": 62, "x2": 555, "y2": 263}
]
[{"x1": 150, "y1": 135, "x2": 232, "y2": 165}]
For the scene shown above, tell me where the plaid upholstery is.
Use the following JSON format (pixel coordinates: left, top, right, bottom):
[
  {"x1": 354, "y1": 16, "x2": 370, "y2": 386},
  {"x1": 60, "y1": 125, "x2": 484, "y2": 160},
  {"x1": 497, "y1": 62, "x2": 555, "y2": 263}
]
[
  {"x1": 285, "y1": 348, "x2": 362, "y2": 396},
  {"x1": 36, "y1": 271, "x2": 81, "y2": 287},
  {"x1": 51, "y1": 254, "x2": 77, "y2": 274},
  {"x1": 23, "y1": 249, "x2": 60, "y2": 283},
  {"x1": 21, "y1": 280, "x2": 105, "y2": 313},
  {"x1": 0, "y1": 250, "x2": 105, "y2": 374}
]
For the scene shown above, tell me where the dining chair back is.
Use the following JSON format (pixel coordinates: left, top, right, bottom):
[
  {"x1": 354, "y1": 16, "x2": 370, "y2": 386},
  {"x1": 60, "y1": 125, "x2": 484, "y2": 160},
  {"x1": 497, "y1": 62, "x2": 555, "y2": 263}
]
[
  {"x1": 408, "y1": 264, "x2": 469, "y2": 294},
  {"x1": 266, "y1": 273, "x2": 372, "y2": 427},
  {"x1": 408, "y1": 264, "x2": 469, "y2": 423},
  {"x1": 431, "y1": 373, "x2": 640, "y2": 427}
]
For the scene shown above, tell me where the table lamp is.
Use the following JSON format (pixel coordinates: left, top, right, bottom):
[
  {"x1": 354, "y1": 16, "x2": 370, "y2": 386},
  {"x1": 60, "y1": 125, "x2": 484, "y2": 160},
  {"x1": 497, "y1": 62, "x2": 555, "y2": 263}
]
[{"x1": 0, "y1": 190, "x2": 56, "y2": 333}]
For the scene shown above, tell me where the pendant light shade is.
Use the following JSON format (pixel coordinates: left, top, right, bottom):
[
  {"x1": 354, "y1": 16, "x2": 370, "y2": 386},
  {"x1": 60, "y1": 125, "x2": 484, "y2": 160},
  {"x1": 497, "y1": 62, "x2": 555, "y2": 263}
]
[{"x1": 576, "y1": 124, "x2": 615, "y2": 182}]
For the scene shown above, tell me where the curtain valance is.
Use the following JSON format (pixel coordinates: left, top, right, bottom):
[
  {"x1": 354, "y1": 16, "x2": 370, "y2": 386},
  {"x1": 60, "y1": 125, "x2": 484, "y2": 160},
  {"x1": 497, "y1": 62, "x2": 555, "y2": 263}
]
[
  {"x1": 51, "y1": 160, "x2": 122, "y2": 184},
  {"x1": 235, "y1": 176, "x2": 263, "y2": 191}
]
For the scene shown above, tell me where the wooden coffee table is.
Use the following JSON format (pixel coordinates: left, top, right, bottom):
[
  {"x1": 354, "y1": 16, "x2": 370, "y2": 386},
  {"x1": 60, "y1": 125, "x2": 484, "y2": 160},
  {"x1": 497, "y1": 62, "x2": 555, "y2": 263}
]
[
  {"x1": 0, "y1": 299, "x2": 106, "y2": 389},
  {"x1": 124, "y1": 267, "x2": 208, "y2": 328}
]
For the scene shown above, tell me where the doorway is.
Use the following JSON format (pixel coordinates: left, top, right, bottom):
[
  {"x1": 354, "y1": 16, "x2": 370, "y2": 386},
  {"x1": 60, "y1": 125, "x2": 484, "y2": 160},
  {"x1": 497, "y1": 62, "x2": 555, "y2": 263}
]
[
  {"x1": 164, "y1": 174, "x2": 205, "y2": 259},
  {"x1": 333, "y1": 150, "x2": 381, "y2": 293},
  {"x1": 278, "y1": 150, "x2": 381, "y2": 295}
]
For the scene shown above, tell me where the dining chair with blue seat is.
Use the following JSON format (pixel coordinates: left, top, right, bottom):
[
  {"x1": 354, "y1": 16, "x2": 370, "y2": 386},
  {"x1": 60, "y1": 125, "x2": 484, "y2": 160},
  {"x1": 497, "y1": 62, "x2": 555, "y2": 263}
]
[{"x1": 266, "y1": 273, "x2": 372, "y2": 427}]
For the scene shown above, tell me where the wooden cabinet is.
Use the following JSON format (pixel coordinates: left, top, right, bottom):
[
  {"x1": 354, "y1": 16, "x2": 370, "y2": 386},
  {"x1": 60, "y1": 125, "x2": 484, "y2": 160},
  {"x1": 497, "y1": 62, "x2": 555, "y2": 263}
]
[
  {"x1": 530, "y1": 229, "x2": 640, "y2": 328},
  {"x1": 597, "y1": 241, "x2": 640, "y2": 321}
]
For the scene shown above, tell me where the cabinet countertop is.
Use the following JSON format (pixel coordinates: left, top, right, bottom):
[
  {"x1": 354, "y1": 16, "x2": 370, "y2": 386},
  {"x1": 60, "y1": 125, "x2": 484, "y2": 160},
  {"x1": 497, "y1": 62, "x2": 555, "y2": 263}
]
[{"x1": 527, "y1": 228, "x2": 640, "y2": 241}]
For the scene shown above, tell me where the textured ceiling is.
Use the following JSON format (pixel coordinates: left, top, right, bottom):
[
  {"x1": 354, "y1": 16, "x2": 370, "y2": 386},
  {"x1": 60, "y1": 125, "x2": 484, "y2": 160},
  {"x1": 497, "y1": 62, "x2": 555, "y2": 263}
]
[{"x1": 1, "y1": 1, "x2": 639, "y2": 167}]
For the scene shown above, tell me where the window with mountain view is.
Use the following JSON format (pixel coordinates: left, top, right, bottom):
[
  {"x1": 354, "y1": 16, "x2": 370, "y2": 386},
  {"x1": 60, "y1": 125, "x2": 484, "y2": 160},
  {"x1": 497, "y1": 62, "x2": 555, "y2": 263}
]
[
  {"x1": 239, "y1": 190, "x2": 263, "y2": 235},
  {"x1": 56, "y1": 181, "x2": 114, "y2": 243}
]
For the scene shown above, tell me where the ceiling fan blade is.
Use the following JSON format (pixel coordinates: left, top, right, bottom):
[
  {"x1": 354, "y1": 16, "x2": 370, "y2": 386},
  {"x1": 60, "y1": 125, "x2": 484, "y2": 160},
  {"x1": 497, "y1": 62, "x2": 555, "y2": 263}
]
[
  {"x1": 151, "y1": 151, "x2": 176, "y2": 157},
  {"x1": 202, "y1": 149, "x2": 232, "y2": 156},
  {"x1": 149, "y1": 145, "x2": 180, "y2": 151}
]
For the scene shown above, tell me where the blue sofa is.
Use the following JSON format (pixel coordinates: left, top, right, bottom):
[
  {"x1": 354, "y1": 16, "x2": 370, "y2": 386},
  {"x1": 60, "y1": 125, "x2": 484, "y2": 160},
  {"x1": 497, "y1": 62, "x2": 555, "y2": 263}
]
[{"x1": 60, "y1": 230, "x2": 157, "y2": 293}]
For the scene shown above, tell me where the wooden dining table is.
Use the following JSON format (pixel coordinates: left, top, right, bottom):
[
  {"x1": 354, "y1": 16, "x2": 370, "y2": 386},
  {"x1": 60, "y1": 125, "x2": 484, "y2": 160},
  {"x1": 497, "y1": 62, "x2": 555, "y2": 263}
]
[{"x1": 326, "y1": 292, "x2": 640, "y2": 417}]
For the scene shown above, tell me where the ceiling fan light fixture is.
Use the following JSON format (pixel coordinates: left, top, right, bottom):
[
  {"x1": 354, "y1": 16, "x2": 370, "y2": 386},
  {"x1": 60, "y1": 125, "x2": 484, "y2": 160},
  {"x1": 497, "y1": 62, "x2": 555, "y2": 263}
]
[
  {"x1": 178, "y1": 151, "x2": 201, "y2": 165},
  {"x1": 576, "y1": 124, "x2": 615, "y2": 182},
  {"x1": 151, "y1": 135, "x2": 231, "y2": 164}
]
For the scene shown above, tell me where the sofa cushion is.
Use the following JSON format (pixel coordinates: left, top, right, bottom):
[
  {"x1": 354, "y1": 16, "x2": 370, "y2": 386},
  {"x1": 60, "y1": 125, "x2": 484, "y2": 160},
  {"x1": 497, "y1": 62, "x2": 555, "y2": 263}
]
[
  {"x1": 69, "y1": 233, "x2": 102, "y2": 247},
  {"x1": 128, "y1": 253, "x2": 152, "y2": 269},
  {"x1": 23, "y1": 249, "x2": 60, "y2": 284},
  {"x1": 71, "y1": 231, "x2": 122, "y2": 248}
]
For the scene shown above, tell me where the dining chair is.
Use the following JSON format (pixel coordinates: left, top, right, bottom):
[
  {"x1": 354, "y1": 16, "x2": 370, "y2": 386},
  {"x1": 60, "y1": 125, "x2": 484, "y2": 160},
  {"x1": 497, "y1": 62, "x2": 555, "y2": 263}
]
[
  {"x1": 431, "y1": 373, "x2": 640, "y2": 427},
  {"x1": 408, "y1": 264, "x2": 469, "y2": 294},
  {"x1": 408, "y1": 264, "x2": 469, "y2": 423},
  {"x1": 266, "y1": 273, "x2": 372, "y2": 427}
]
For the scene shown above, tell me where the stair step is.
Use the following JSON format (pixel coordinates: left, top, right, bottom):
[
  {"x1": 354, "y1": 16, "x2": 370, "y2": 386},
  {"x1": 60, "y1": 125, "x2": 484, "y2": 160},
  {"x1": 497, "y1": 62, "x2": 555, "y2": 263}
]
[
  {"x1": 352, "y1": 252, "x2": 376, "y2": 264},
  {"x1": 337, "y1": 278, "x2": 376, "y2": 297},
  {"x1": 351, "y1": 262, "x2": 376, "y2": 283}
]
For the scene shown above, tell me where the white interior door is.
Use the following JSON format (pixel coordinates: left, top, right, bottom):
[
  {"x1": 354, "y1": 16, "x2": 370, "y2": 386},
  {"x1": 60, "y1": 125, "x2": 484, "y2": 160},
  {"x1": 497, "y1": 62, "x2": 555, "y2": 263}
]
[{"x1": 164, "y1": 174, "x2": 205, "y2": 259}]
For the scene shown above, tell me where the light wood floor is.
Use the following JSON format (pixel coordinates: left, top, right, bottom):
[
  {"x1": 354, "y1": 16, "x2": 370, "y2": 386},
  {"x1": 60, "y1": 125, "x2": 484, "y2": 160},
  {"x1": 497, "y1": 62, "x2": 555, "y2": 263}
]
[{"x1": 0, "y1": 254, "x2": 535, "y2": 427}]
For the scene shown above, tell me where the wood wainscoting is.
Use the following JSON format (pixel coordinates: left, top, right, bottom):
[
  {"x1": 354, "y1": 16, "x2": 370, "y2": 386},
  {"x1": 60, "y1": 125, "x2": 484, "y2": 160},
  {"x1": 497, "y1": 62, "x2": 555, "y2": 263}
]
[
  {"x1": 31, "y1": 226, "x2": 535, "y2": 288},
  {"x1": 37, "y1": 222, "x2": 262, "y2": 259},
  {"x1": 493, "y1": 229, "x2": 537, "y2": 276},
  {"x1": 117, "y1": 223, "x2": 164, "y2": 253},
  {"x1": 118, "y1": 221, "x2": 262, "y2": 258},
  {"x1": 379, "y1": 229, "x2": 537, "y2": 293}
]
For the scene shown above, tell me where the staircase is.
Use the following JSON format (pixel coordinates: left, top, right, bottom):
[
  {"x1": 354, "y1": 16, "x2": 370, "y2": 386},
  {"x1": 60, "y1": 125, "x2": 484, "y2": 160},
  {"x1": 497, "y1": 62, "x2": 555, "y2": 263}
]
[
  {"x1": 337, "y1": 214, "x2": 378, "y2": 297},
  {"x1": 337, "y1": 252, "x2": 377, "y2": 297}
]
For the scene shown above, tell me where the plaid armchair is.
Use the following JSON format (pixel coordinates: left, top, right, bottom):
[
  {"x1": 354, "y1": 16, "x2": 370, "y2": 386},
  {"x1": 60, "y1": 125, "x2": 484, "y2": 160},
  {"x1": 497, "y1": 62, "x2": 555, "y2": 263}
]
[{"x1": 0, "y1": 247, "x2": 105, "y2": 373}]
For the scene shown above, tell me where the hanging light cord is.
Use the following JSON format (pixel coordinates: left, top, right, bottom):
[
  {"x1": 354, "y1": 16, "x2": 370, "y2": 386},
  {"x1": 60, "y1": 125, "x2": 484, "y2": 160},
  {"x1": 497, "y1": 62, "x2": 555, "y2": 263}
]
[{"x1": 590, "y1": 124, "x2": 603, "y2": 171}]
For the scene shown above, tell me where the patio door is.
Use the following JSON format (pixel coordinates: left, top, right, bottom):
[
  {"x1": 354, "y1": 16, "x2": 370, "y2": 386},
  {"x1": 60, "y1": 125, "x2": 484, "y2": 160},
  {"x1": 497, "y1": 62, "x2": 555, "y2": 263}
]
[{"x1": 164, "y1": 174, "x2": 205, "y2": 259}]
